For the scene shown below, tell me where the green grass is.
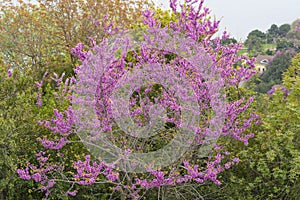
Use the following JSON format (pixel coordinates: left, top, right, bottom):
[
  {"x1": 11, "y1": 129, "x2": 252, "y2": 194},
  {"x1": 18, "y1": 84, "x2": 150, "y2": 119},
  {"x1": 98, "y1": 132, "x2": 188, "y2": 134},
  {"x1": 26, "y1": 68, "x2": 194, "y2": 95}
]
[
  {"x1": 238, "y1": 48, "x2": 248, "y2": 56},
  {"x1": 262, "y1": 43, "x2": 276, "y2": 51}
]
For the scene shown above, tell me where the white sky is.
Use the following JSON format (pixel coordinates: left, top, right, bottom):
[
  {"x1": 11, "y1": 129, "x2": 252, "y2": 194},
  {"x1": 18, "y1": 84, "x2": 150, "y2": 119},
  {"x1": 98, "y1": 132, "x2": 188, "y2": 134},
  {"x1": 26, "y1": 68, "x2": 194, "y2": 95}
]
[
  {"x1": 154, "y1": 0, "x2": 300, "y2": 41},
  {"x1": 10, "y1": 0, "x2": 299, "y2": 41}
]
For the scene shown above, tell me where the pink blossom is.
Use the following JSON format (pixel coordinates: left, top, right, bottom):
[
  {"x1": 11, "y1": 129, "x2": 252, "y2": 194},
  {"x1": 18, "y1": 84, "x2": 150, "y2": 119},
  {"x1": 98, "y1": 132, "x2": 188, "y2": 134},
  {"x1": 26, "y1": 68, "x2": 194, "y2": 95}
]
[{"x1": 17, "y1": 168, "x2": 31, "y2": 180}]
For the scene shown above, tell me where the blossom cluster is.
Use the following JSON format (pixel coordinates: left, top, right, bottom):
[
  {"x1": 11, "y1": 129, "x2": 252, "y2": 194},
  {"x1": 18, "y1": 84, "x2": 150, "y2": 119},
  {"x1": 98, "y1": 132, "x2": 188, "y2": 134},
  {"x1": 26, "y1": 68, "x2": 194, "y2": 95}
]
[{"x1": 17, "y1": 151, "x2": 59, "y2": 197}]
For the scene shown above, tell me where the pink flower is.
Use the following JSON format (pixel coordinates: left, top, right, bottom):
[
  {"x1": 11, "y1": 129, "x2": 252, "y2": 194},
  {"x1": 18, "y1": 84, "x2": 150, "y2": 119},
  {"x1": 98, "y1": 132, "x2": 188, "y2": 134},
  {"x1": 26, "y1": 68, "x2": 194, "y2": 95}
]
[
  {"x1": 32, "y1": 173, "x2": 42, "y2": 182},
  {"x1": 7, "y1": 69, "x2": 12, "y2": 77},
  {"x1": 64, "y1": 191, "x2": 78, "y2": 196},
  {"x1": 17, "y1": 168, "x2": 31, "y2": 180}
]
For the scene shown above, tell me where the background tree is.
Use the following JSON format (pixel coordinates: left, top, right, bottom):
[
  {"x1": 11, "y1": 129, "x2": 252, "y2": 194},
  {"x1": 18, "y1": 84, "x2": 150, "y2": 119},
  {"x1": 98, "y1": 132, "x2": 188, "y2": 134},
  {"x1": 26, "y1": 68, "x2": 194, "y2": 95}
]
[
  {"x1": 244, "y1": 29, "x2": 266, "y2": 54},
  {"x1": 267, "y1": 24, "x2": 280, "y2": 38},
  {"x1": 0, "y1": 0, "x2": 154, "y2": 79},
  {"x1": 279, "y1": 23, "x2": 291, "y2": 37},
  {"x1": 267, "y1": 24, "x2": 280, "y2": 43},
  {"x1": 245, "y1": 35, "x2": 264, "y2": 54},
  {"x1": 247, "y1": 29, "x2": 266, "y2": 40}
]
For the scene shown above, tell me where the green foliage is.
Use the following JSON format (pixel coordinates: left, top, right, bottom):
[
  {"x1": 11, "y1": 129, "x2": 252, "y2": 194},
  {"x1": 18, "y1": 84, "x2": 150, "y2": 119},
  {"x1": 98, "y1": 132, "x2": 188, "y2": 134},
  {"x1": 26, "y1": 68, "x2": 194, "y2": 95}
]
[
  {"x1": 244, "y1": 20, "x2": 299, "y2": 57},
  {"x1": 196, "y1": 54, "x2": 300, "y2": 199},
  {"x1": 245, "y1": 36, "x2": 264, "y2": 53},
  {"x1": 245, "y1": 30, "x2": 267, "y2": 53},
  {"x1": 247, "y1": 30, "x2": 266, "y2": 40},
  {"x1": 250, "y1": 51, "x2": 295, "y2": 93},
  {"x1": 154, "y1": 8, "x2": 178, "y2": 28},
  {"x1": 232, "y1": 54, "x2": 300, "y2": 199},
  {"x1": 0, "y1": 67, "x2": 45, "y2": 199},
  {"x1": 279, "y1": 24, "x2": 291, "y2": 37},
  {"x1": 0, "y1": 65, "x2": 114, "y2": 199},
  {"x1": 221, "y1": 37, "x2": 238, "y2": 45},
  {"x1": 276, "y1": 38, "x2": 294, "y2": 51},
  {"x1": 267, "y1": 24, "x2": 280, "y2": 39}
]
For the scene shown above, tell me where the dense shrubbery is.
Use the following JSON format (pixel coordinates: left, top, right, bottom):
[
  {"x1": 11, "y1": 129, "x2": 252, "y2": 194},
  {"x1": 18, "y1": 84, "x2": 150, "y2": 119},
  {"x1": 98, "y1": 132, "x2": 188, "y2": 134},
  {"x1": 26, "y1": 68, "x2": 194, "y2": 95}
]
[
  {"x1": 196, "y1": 53, "x2": 300, "y2": 199},
  {"x1": 248, "y1": 51, "x2": 295, "y2": 93}
]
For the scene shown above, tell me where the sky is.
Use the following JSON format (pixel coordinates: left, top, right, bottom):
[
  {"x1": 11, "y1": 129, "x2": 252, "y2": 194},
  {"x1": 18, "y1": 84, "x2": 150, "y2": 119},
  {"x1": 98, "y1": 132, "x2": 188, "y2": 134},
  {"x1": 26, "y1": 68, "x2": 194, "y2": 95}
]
[{"x1": 154, "y1": 0, "x2": 300, "y2": 41}]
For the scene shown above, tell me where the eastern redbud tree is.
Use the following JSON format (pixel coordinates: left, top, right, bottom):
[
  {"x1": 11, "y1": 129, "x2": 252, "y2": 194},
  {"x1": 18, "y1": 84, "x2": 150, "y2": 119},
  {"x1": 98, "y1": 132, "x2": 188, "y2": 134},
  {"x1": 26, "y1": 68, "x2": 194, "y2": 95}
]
[{"x1": 17, "y1": 0, "x2": 259, "y2": 199}]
